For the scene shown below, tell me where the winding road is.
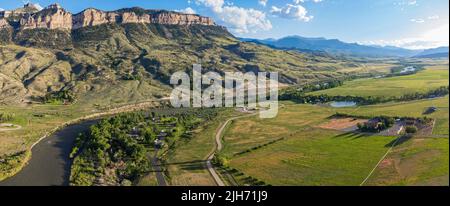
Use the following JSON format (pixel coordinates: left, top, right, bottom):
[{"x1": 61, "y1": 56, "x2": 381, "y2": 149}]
[{"x1": 206, "y1": 112, "x2": 258, "y2": 186}]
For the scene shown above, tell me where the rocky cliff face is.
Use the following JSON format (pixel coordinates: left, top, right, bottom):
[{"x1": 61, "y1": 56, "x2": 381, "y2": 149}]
[
  {"x1": 1, "y1": 4, "x2": 215, "y2": 31},
  {"x1": 72, "y1": 8, "x2": 119, "y2": 29},
  {"x1": 0, "y1": 19, "x2": 11, "y2": 29},
  {"x1": 19, "y1": 4, "x2": 73, "y2": 30}
]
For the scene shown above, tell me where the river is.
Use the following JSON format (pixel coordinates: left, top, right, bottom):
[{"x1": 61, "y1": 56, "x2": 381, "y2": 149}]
[{"x1": 0, "y1": 120, "x2": 98, "y2": 186}]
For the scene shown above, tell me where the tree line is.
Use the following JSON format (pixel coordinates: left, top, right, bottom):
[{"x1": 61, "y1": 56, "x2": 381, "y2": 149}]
[{"x1": 280, "y1": 86, "x2": 449, "y2": 105}]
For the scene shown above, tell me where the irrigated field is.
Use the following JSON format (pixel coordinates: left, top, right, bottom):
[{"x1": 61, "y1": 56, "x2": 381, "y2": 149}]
[
  {"x1": 163, "y1": 109, "x2": 240, "y2": 186},
  {"x1": 309, "y1": 65, "x2": 449, "y2": 98},
  {"x1": 366, "y1": 137, "x2": 449, "y2": 186},
  {"x1": 220, "y1": 98, "x2": 449, "y2": 185},
  {"x1": 337, "y1": 96, "x2": 449, "y2": 135}
]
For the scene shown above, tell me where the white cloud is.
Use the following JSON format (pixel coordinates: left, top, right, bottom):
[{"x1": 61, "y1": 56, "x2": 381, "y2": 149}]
[
  {"x1": 293, "y1": 0, "x2": 322, "y2": 4},
  {"x1": 177, "y1": 7, "x2": 196, "y2": 14},
  {"x1": 259, "y1": 0, "x2": 268, "y2": 7},
  {"x1": 270, "y1": 4, "x2": 313, "y2": 22},
  {"x1": 196, "y1": 0, "x2": 224, "y2": 13},
  {"x1": 410, "y1": 18, "x2": 425, "y2": 23},
  {"x1": 428, "y1": 15, "x2": 439, "y2": 20},
  {"x1": 408, "y1": 0, "x2": 417, "y2": 5},
  {"x1": 0, "y1": 8, "x2": 4, "y2": 12},
  {"x1": 196, "y1": 0, "x2": 272, "y2": 34},
  {"x1": 361, "y1": 23, "x2": 450, "y2": 50}
]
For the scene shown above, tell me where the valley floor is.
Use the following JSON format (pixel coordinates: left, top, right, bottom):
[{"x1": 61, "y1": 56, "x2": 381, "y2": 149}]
[
  {"x1": 0, "y1": 60, "x2": 448, "y2": 186},
  {"x1": 218, "y1": 99, "x2": 448, "y2": 185}
]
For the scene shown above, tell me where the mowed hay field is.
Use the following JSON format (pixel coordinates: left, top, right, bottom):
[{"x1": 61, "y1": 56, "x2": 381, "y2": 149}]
[
  {"x1": 366, "y1": 137, "x2": 449, "y2": 186},
  {"x1": 221, "y1": 101, "x2": 449, "y2": 186},
  {"x1": 309, "y1": 65, "x2": 449, "y2": 98}
]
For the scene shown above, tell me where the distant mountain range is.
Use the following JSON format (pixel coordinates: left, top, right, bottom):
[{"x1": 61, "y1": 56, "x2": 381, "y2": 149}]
[
  {"x1": 240, "y1": 36, "x2": 449, "y2": 58},
  {"x1": 413, "y1": 47, "x2": 449, "y2": 58}
]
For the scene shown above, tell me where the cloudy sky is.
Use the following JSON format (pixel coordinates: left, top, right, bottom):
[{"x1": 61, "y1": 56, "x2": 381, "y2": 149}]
[{"x1": 0, "y1": 0, "x2": 448, "y2": 49}]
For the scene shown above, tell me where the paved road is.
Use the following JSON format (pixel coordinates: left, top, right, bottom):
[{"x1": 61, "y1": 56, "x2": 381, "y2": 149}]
[
  {"x1": 206, "y1": 113, "x2": 258, "y2": 186},
  {"x1": 151, "y1": 149, "x2": 167, "y2": 186}
]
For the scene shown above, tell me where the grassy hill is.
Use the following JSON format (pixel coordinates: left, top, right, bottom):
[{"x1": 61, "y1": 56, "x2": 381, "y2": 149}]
[{"x1": 1, "y1": 23, "x2": 395, "y2": 106}]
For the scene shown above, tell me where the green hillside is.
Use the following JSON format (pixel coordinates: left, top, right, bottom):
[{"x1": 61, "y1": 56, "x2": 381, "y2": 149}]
[{"x1": 1, "y1": 23, "x2": 393, "y2": 106}]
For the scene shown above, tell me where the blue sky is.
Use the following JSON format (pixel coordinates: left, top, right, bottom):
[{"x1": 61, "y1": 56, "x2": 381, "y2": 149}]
[{"x1": 0, "y1": 0, "x2": 448, "y2": 49}]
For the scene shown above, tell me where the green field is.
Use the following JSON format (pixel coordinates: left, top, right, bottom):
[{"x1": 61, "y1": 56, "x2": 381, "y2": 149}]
[
  {"x1": 366, "y1": 137, "x2": 449, "y2": 186},
  {"x1": 337, "y1": 96, "x2": 449, "y2": 135},
  {"x1": 219, "y1": 100, "x2": 449, "y2": 185},
  {"x1": 309, "y1": 65, "x2": 449, "y2": 98},
  {"x1": 163, "y1": 109, "x2": 240, "y2": 186}
]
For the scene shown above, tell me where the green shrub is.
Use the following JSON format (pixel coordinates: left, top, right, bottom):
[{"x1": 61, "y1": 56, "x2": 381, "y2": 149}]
[{"x1": 405, "y1": 126, "x2": 418, "y2": 134}]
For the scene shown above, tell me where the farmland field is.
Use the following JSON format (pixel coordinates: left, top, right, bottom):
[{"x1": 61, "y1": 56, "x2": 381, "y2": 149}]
[
  {"x1": 337, "y1": 96, "x2": 449, "y2": 135},
  {"x1": 163, "y1": 109, "x2": 240, "y2": 186},
  {"x1": 309, "y1": 65, "x2": 449, "y2": 98},
  {"x1": 366, "y1": 137, "x2": 449, "y2": 186},
  {"x1": 219, "y1": 99, "x2": 449, "y2": 185}
]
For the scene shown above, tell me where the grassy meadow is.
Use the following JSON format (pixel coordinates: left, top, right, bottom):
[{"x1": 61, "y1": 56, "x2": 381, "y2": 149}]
[
  {"x1": 219, "y1": 98, "x2": 448, "y2": 185},
  {"x1": 309, "y1": 65, "x2": 449, "y2": 98},
  {"x1": 163, "y1": 109, "x2": 240, "y2": 186}
]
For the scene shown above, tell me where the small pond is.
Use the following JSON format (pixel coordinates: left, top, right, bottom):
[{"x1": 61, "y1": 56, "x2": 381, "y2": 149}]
[{"x1": 330, "y1": 101, "x2": 357, "y2": 108}]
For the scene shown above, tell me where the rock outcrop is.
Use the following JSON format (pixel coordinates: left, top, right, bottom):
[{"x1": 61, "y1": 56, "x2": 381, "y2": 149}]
[
  {"x1": 72, "y1": 8, "x2": 119, "y2": 29},
  {"x1": 0, "y1": 3, "x2": 40, "y2": 18},
  {"x1": 149, "y1": 12, "x2": 214, "y2": 25},
  {"x1": 1, "y1": 4, "x2": 216, "y2": 31},
  {"x1": 19, "y1": 4, "x2": 72, "y2": 30},
  {"x1": 0, "y1": 19, "x2": 11, "y2": 29}
]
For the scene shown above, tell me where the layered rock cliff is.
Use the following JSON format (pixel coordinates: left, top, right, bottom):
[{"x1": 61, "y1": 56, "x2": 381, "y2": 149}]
[
  {"x1": 0, "y1": 19, "x2": 11, "y2": 29},
  {"x1": 19, "y1": 4, "x2": 73, "y2": 30},
  {"x1": 1, "y1": 4, "x2": 216, "y2": 31}
]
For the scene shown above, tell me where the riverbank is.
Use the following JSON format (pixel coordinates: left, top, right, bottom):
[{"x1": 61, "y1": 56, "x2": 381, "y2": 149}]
[{"x1": 0, "y1": 100, "x2": 163, "y2": 182}]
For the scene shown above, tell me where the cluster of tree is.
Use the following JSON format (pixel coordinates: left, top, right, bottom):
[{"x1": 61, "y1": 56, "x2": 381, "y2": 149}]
[
  {"x1": 357, "y1": 116, "x2": 395, "y2": 133},
  {"x1": 280, "y1": 86, "x2": 449, "y2": 105},
  {"x1": 122, "y1": 73, "x2": 142, "y2": 81},
  {"x1": 405, "y1": 126, "x2": 418, "y2": 134},
  {"x1": 397, "y1": 86, "x2": 449, "y2": 102},
  {"x1": 70, "y1": 113, "x2": 149, "y2": 186},
  {"x1": 0, "y1": 112, "x2": 14, "y2": 123},
  {"x1": 43, "y1": 90, "x2": 76, "y2": 104},
  {"x1": 70, "y1": 108, "x2": 219, "y2": 186},
  {"x1": 281, "y1": 79, "x2": 344, "y2": 96}
]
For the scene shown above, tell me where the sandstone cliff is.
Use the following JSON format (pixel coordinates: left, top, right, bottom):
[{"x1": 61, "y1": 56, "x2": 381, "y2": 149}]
[
  {"x1": 1, "y1": 4, "x2": 216, "y2": 31},
  {"x1": 19, "y1": 4, "x2": 72, "y2": 30},
  {"x1": 72, "y1": 8, "x2": 119, "y2": 29},
  {"x1": 0, "y1": 19, "x2": 11, "y2": 29}
]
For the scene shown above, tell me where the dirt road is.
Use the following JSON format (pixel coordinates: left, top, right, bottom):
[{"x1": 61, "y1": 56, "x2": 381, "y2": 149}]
[{"x1": 206, "y1": 112, "x2": 258, "y2": 186}]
